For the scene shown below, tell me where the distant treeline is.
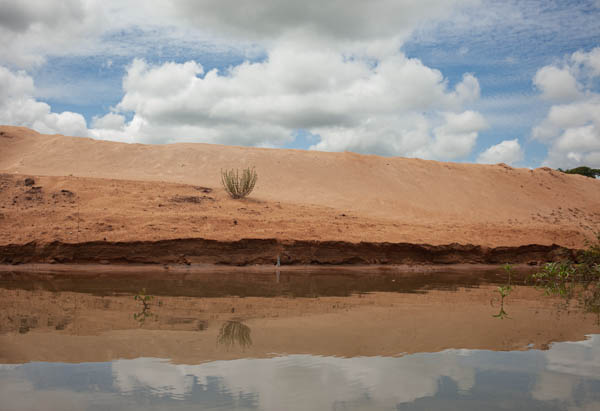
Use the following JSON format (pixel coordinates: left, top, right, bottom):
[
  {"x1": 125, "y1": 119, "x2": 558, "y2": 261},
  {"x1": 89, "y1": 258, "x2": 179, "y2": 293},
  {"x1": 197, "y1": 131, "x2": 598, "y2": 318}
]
[{"x1": 557, "y1": 166, "x2": 600, "y2": 178}]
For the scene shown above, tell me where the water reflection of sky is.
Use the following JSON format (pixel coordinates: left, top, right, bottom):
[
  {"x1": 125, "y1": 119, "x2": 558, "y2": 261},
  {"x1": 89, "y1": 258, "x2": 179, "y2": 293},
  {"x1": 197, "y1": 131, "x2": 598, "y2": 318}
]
[{"x1": 1, "y1": 335, "x2": 599, "y2": 411}]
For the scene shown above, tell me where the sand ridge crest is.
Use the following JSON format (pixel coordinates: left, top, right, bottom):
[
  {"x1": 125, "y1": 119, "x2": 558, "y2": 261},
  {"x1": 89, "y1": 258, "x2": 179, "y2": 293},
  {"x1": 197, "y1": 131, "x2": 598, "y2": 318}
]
[{"x1": 1, "y1": 126, "x2": 599, "y2": 256}]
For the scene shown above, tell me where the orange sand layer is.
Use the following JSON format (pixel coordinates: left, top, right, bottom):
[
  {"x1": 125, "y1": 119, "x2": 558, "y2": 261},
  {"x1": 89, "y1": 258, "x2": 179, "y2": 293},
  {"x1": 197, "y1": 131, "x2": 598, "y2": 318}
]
[{"x1": 1, "y1": 125, "x2": 599, "y2": 248}]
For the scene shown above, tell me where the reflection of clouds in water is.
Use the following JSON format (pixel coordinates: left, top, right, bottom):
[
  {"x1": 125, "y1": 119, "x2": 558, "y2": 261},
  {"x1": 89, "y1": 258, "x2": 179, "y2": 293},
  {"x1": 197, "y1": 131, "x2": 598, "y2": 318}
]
[
  {"x1": 531, "y1": 371, "x2": 575, "y2": 401},
  {"x1": 544, "y1": 335, "x2": 600, "y2": 378},
  {"x1": 532, "y1": 335, "x2": 600, "y2": 404},
  {"x1": 111, "y1": 352, "x2": 474, "y2": 409},
  {"x1": 2, "y1": 336, "x2": 599, "y2": 410},
  {"x1": 112, "y1": 358, "x2": 194, "y2": 399},
  {"x1": 110, "y1": 338, "x2": 600, "y2": 409},
  {"x1": 568, "y1": 403, "x2": 600, "y2": 411},
  {"x1": 0, "y1": 377, "x2": 89, "y2": 411}
]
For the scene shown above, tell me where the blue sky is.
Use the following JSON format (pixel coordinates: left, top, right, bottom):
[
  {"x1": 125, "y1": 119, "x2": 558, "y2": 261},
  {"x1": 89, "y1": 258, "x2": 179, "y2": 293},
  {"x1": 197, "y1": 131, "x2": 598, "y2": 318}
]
[
  {"x1": 1, "y1": 0, "x2": 599, "y2": 168},
  {"x1": 402, "y1": 0, "x2": 600, "y2": 165}
]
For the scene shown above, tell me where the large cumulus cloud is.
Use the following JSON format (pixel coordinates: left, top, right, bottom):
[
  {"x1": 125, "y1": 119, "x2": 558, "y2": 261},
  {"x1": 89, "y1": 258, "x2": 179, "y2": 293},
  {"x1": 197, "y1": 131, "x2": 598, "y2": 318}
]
[
  {"x1": 0, "y1": 0, "x2": 105, "y2": 67},
  {"x1": 89, "y1": 45, "x2": 484, "y2": 159},
  {"x1": 0, "y1": 65, "x2": 88, "y2": 136},
  {"x1": 0, "y1": 0, "x2": 490, "y2": 161},
  {"x1": 166, "y1": 0, "x2": 478, "y2": 56},
  {"x1": 532, "y1": 47, "x2": 600, "y2": 168}
]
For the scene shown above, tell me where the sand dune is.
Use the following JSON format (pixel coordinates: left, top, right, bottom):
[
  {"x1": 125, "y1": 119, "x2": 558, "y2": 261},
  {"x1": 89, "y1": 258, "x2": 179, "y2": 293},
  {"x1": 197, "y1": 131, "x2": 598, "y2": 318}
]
[{"x1": 1, "y1": 125, "x2": 599, "y2": 251}]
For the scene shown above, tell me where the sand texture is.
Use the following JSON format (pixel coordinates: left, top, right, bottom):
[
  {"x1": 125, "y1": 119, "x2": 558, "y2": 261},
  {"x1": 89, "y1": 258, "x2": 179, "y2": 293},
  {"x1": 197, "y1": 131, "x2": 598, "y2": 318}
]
[{"x1": 1, "y1": 126, "x2": 600, "y2": 257}]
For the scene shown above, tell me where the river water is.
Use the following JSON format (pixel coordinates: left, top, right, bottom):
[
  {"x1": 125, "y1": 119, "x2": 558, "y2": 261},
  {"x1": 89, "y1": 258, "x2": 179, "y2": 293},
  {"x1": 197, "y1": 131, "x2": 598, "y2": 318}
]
[{"x1": 0, "y1": 266, "x2": 599, "y2": 410}]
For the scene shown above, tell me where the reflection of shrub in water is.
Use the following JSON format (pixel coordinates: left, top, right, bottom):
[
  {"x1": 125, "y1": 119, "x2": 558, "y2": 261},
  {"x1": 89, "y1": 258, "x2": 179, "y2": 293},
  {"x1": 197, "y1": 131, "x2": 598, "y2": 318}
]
[
  {"x1": 583, "y1": 284, "x2": 600, "y2": 320},
  {"x1": 493, "y1": 264, "x2": 514, "y2": 319},
  {"x1": 217, "y1": 320, "x2": 252, "y2": 348}
]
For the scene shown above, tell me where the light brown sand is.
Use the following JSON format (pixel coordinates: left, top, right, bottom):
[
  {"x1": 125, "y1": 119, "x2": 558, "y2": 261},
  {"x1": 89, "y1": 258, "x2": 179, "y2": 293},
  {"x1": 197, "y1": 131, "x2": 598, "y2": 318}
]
[{"x1": 1, "y1": 125, "x2": 599, "y2": 248}]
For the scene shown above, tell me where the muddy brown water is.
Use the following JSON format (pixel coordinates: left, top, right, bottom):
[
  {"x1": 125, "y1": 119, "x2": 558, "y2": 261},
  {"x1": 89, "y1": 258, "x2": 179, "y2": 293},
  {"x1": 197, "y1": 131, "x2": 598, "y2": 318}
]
[{"x1": 0, "y1": 265, "x2": 599, "y2": 410}]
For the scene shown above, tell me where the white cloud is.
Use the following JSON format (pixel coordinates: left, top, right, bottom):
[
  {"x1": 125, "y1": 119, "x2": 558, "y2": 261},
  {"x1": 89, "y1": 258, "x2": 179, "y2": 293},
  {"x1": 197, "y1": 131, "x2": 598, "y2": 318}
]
[
  {"x1": 430, "y1": 110, "x2": 487, "y2": 159},
  {"x1": 572, "y1": 47, "x2": 600, "y2": 77},
  {"x1": 0, "y1": 0, "x2": 489, "y2": 160},
  {"x1": 86, "y1": 50, "x2": 484, "y2": 159},
  {"x1": 0, "y1": 0, "x2": 106, "y2": 68},
  {"x1": 0, "y1": 65, "x2": 88, "y2": 137},
  {"x1": 91, "y1": 112, "x2": 125, "y2": 130},
  {"x1": 167, "y1": 0, "x2": 478, "y2": 52},
  {"x1": 0, "y1": 0, "x2": 492, "y2": 160},
  {"x1": 477, "y1": 138, "x2": 524, "y2": 165},
  {"x1": 532, "y1": 47, "x2": 600, "y2": 168},
  {"x1": 0, "y1": 0, "x2": 480, "y2": 68},
  {"x1": 533, "y1": 66, "x2": 580, "y2": 101}
]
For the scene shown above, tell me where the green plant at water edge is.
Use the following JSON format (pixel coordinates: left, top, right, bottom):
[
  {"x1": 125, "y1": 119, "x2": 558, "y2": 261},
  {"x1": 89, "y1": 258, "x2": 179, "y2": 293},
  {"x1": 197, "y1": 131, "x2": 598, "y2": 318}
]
[
  {"x1": 581, "y1": 232, "x2": 600, "y2": 268},
  {"x1": 528, "y1": 233, "x2": 600, "y2": 322},
  {"x1": 220, "y1": 167, "x2": 258, "y2": 199},
  {"x1": 528, "y1": 234, "x2": 600, "y2": 297},
  {"x1": 530, "y1": 262, "x2": 576, "y2": 298},
  {"x1": 217, "y1": 320, "x2": 252, "y2": 348}
]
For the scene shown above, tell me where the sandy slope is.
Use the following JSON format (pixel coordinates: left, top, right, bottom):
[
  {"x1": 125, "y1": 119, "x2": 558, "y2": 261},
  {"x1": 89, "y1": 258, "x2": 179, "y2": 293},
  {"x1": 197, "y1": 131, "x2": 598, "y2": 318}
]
[{"x1": 1, "y1": 125, "x2": 600, "y2": 249}]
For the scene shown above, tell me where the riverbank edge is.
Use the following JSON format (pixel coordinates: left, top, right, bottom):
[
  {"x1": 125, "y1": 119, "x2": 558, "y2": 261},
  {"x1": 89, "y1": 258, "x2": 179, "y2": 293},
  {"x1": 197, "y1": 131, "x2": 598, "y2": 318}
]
[{"x1": 0, "y1": 238, "x2": 577, "y2": 266}]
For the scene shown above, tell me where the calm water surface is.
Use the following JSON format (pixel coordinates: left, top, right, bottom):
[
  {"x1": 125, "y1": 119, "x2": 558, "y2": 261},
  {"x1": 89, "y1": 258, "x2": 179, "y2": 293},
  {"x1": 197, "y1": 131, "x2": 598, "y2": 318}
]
[{"x1": 0, "y1": 266, "x2": 599, "y2": 410}]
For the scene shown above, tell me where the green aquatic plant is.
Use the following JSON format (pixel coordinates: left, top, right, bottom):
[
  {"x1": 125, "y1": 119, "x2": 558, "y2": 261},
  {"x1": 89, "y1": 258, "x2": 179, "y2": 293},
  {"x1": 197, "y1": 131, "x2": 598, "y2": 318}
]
[
  {"x1": 581, "y1": 232, "x2": 600, "y2": 269},
  {"x1": 530, "y1": 262, "x2": 576, "y2": 298},
  {"x1": 528, "y1": 234, "x2": 600, "y2": 321},
  {"x1": 217, "y1": 320, "x2": 252, "y2": 348}
]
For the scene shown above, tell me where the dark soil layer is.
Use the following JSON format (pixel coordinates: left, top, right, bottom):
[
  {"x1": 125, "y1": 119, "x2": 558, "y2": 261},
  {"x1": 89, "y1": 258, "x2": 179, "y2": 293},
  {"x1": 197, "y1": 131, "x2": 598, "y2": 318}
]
[{"x1": 0, "y1": 238, "x2": 575, "y2": 266}]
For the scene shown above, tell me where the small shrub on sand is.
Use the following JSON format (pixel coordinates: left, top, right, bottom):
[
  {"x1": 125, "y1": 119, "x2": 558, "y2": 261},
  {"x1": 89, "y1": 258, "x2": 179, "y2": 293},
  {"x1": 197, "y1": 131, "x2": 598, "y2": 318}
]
[{"x1": 221, "y1": 167, "x2": 258, "y2": 199}]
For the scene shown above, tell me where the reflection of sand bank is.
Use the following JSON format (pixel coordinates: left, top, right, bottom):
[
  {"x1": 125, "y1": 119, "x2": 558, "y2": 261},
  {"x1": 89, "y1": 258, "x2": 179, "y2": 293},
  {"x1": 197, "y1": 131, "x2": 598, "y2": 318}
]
[{"x1": 1, "y1": 284, "x2": 599, "y2": 364}]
